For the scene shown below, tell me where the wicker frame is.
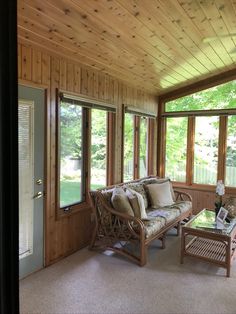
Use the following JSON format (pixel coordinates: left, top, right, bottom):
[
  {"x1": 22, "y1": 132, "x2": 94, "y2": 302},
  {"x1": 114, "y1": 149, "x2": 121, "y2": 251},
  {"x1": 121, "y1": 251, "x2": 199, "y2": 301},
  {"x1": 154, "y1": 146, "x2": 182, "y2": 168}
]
[{"x1": 89, "y1": 176, "x2": 193, "y2": 266}]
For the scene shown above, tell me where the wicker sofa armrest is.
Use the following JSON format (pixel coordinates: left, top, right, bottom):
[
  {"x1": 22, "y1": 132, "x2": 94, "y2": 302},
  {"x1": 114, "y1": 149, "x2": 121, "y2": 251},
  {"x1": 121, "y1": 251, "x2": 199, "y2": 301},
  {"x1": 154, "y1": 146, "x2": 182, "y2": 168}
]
[
  {"x1": 174, "y1": 189, "x2": 192, "y2": 202},
  {"x1": 90, "y1": 191, "x2": 146, "y2": 241}
]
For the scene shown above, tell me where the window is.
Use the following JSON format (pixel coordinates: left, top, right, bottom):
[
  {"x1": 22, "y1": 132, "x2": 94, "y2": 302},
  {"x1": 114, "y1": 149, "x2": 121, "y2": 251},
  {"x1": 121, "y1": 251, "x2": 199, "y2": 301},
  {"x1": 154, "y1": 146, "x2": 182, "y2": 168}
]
[
  {"x1": 165, "y1": 117, "x2": 187, "y2": 182},
  {"x1": 123, "y1": 113, "x2": 134, "y2": 181},
  {"x1": 162, "y1": 79, "x2": 236, "y2": 188},
  {"x1": 225, "y1": 116, "x2": 236, "y2": 187},
  {"x1": 123, "y1": 106, "x2": 155, "y2": 181},
  {"x1": 166, "y1": 80, "x2": 236, "y2": 112},
  {"x1": 139, "y1": 117, "x2": 148, "y2": 177},
  {"x1": 90, "y1": 109, "x2": 107, "y2": 189},
  {"x1": 58, "y1": 93, "x2": 115, "y2": 212},
  {"x1": 59, "y1": 102, "x2": 84, "y2": 207},
  {"x1": 194, "y1": 116, "x2": 219, "y2": 185}
]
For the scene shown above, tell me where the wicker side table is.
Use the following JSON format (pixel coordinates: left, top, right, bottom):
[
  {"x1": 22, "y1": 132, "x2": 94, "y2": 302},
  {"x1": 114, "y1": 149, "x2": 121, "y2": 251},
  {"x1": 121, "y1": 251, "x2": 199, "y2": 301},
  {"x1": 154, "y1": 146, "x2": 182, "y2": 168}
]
[{"x1": 180, "y1": 209, "x2": 236, "y2": 277}]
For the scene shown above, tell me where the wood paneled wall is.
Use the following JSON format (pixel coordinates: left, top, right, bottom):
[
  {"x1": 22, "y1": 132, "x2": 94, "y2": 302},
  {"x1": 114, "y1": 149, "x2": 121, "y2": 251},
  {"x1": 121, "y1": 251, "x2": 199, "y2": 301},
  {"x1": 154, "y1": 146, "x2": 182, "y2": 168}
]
[
  {"x1": 18, "y1": 42, "x2": 157, "y2": 265},
  {"x1": 174, "y1": 185, "x2": 236, "y2": 215}
]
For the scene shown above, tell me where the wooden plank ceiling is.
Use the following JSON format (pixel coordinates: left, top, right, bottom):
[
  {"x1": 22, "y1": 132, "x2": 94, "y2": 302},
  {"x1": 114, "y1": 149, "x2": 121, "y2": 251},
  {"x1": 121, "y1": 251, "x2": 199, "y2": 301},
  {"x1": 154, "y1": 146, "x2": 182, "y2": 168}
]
[{"x1": 18, "y1": 0, "x2": 236, "y2": 95}]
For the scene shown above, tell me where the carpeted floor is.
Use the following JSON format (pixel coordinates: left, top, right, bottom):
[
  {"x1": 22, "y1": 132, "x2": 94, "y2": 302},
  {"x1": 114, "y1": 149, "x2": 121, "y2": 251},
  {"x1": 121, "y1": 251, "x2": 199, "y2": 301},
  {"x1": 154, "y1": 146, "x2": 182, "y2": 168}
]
[{"x1": 20, "y1": 229, "x2": 236, "y2": 314}]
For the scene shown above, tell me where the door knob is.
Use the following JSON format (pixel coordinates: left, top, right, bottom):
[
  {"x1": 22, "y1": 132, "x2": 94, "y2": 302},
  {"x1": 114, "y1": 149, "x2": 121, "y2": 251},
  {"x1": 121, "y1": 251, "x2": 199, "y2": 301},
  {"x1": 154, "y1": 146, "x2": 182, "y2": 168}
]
[
  {"x1": 36, "y1": 179, "x2": 43, "y2": 185},
  {"x1": 33, "y1": 191, "x2": 43, "y2": 199}
]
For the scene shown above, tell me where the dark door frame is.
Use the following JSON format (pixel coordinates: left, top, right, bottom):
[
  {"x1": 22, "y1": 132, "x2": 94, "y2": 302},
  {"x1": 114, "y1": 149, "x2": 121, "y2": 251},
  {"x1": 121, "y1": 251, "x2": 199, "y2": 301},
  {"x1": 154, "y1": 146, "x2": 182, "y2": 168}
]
[{"x1": 0, "y1": 0, "x2": 19, "y2": 313}]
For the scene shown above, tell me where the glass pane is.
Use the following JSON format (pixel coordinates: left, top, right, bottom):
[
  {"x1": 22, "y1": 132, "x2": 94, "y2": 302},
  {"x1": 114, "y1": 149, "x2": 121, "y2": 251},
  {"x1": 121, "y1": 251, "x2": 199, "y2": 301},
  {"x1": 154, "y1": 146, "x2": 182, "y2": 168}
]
[
  {"x1": 139, "y1": 117, "x2": 148, "y2": 177},
  {"x1": 124, "y1": 113, "x2": 134, "y2": 181},
  {"x1": 165, "y1": 117, "x2": 187, "y2": 182},
  {"x1": 19, "y1": 101, "x2": 34, "y2": 259},
  {"x1": 90, "y1": 109, "x2": 107, "y2": 189},
  {"x1": 59, "y1": 102, "x2": 82, "y2": 207},
  {"x1": 194, "y1": 116, "x2": 219, "y2": 185},
  {"x1": 166, "y1": 80, "x2": 236, "y2": 112},
  {"x1": 225, "y1": 116, "x2": 236, "y2": 187}
]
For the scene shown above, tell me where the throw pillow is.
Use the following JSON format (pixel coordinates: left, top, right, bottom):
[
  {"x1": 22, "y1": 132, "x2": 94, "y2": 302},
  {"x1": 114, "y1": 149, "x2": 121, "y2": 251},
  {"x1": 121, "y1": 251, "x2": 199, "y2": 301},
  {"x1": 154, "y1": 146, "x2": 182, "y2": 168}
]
[
  {"x1": 126, "y1": 188, "x2": 147, "y2": 219},
  {"x1": 111, "y1": 187, "x2": 134, "y2": 216},
  {"x1": 143, "y1": 178, "x2": 176, "y2": 202},
  {"x1": 145, "y1": 181, "x2": 174, "y2": 208},
  {"x1": 124, "y1": 182, "x2": 149, "y2": 209}
]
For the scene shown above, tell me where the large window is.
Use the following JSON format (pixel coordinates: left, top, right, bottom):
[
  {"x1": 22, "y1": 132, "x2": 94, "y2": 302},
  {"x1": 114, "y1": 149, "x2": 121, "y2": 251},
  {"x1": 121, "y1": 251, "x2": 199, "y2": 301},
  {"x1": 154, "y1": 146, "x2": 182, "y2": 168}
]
[
  {"x1": 58, "y1": 94, "x2": 115, "y2": 211},
  {"x1": 162, "y1": 79, "x2": 236, "y2": 187}
]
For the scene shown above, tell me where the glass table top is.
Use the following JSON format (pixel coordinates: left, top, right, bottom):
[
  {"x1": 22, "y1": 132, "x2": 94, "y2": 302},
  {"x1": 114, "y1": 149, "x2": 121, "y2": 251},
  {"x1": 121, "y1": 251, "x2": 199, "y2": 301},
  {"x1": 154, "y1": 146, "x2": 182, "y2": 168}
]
[{"x1": 186, "y1": 209, "x2": 236, "y2": 235}]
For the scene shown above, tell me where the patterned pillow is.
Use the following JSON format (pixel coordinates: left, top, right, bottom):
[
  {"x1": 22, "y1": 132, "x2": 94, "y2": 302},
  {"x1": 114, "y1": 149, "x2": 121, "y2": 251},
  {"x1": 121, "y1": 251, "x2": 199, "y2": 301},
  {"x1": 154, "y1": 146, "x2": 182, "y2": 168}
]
[{"x1": 126, "y1": 188, "x2": 147, "y2": 219}]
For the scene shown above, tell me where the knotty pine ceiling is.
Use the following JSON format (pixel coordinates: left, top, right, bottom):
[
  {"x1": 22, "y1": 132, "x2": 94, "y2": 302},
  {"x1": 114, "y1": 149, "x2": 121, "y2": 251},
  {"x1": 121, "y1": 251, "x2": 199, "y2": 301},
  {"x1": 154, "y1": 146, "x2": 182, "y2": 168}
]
[{"x1": 18, "y1": 0, "x2": 236, "y2": 95}]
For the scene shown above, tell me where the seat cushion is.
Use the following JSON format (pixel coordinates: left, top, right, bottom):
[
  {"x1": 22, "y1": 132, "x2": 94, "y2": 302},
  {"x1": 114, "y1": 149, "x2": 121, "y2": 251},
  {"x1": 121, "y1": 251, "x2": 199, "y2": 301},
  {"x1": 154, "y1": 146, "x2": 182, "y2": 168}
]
[
  {"x1": 142, "y1": 217, "x2": 166, "y2": 239},
  {"x1": 146, "y1": 208, "x2": 180, "y2": 224},
  {"x1": 168, "y1": 201, "x2": 192, "y2": 214}
]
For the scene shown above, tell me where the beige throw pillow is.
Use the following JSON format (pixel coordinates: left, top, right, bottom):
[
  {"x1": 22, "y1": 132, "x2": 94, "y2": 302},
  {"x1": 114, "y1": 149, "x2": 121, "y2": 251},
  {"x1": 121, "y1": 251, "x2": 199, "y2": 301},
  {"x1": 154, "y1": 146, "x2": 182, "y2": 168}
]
[
  {"x1": 111, "y1": 187, "x2": 134, "y2": 216},
  {"x1": 145, "y1": 181, "x2": 174, "y2": 208},
  {"x1": 126, "y1": 188, "x2": 147, "y2": 219}
]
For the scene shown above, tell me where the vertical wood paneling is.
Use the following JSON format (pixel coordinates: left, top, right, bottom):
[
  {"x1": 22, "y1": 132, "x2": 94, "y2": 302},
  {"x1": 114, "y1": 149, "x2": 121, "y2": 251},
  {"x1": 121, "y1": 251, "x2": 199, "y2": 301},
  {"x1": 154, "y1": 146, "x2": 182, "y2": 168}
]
[
  {"x1": 66, "y1": 63, "x2": 74, "y2": 92},
  {"x1": 98, "y1": 73, "x2": 105, "y2": 100},
  {"x1": 59, "y1": 60, "x2": 67, "y2": 90},
  {"x1": 41, "y1": 53, "x2": 51, "y2": 86},
  {"x1": 87, "y1": 69, "x2": 94, "y2": 98},
  {"x1": 73, "y1": 65, "x2": 81, "y2": 94},
  {"x1": 93, "y1": 72, "x2": 99, "y2": 99},
  {"x1": 32, "y1": 50, "x2": 42, "y2": 84},
  {"x1": 21, "y1": 45, "x2": 32, "y2": 81},
  {"x1": 81, "y1": 68, "x2": 88, "y2": 95}
]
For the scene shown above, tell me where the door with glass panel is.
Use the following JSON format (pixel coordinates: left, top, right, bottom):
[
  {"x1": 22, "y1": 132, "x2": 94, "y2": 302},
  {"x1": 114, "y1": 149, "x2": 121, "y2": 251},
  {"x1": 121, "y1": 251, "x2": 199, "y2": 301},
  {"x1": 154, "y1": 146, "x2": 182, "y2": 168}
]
[{"x1": 18, "y1": 85, "x2": 44, "y2": 278}]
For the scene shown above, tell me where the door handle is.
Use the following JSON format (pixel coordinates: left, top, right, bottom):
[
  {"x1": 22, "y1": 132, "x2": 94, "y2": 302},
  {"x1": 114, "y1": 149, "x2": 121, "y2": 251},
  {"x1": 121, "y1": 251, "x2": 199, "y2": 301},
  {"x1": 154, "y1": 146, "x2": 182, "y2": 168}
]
[{"x1": 33, "y1": 191, "x2": 43, "y2": 199}]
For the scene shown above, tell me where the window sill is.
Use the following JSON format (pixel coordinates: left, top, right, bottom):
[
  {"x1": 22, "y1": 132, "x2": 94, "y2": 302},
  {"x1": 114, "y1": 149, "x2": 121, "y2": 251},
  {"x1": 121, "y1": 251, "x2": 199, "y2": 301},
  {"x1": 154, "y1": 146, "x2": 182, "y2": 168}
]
[
  {"x1": 56, "y1": 201, "x2": 92, "y2": 220},
  {"x1": 172, "y1": 182, "x2": 236, "y2": 195}
]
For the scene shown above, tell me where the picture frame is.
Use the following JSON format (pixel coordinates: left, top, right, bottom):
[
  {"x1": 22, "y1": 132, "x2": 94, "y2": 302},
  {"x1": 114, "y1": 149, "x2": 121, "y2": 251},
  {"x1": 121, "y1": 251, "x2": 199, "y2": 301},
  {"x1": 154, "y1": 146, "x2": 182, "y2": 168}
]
[{"x1": 217, "y1": 207, "x2": 228, "y2": 224}]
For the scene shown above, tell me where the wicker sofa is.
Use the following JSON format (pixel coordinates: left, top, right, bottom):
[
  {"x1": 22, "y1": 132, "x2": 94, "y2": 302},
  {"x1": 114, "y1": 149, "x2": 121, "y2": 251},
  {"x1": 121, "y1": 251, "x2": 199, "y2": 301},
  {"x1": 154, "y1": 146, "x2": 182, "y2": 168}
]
[{"x1": 89, "y1": 176, "x2": 192, "y2": 266}]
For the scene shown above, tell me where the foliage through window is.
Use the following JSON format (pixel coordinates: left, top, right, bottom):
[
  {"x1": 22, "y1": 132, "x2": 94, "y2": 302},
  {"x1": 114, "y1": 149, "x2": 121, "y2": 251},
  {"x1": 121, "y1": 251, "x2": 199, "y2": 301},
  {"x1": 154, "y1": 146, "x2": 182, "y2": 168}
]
[
  {"x1": 59, "y1": 102, "x2": 83, "y2": 207},
  {"x1": 194, "y1": 116, "x2": 219, "y2": 185},
  {"x1": 58, "y1": 95, "x2": 114, "y2": 210},
  {"x1": 166, "y1": 80, "x2": 236, "y2": 112},
  {"x1": 90, "y1": 109, "x2": 107, "y2": 189},
  {"x1": 123, "y1": 111, "x2": 152, "y2": 181},
  {"x1": 163, "y1": 79, "x2": 236, "y2": 187},
  {"x1": 165, "y1": 117, "x2": 187, "y2": 182}
]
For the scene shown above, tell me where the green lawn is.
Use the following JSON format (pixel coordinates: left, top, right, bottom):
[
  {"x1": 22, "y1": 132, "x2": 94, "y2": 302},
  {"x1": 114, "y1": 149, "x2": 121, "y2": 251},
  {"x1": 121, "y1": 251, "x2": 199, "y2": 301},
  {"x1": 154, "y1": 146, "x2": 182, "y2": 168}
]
[{"x1": 60, "y1": 180, "x2": 104, "y2": 207}]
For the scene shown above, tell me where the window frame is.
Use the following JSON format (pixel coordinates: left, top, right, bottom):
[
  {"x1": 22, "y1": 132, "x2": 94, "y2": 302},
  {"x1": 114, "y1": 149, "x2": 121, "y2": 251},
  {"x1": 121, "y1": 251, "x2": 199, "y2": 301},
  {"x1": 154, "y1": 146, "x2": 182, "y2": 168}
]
[
  {"x1": 56, "y1": 91, "x2": 115, "y2": 216},
  {"x1": 158, "y1": 76, "x2": 236, "y2": 192}
]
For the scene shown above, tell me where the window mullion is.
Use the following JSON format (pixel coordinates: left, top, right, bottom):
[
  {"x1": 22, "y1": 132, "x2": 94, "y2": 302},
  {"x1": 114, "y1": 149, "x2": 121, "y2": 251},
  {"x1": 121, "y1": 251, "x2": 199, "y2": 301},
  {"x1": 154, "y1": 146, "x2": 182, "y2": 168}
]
[
  {"x1": 217, "y1": 116, "x2": 227, "y2": 182},
  {"x1": 107, "y1": 112, "x2": 115, "y2": 185},
  {"x1": 186, "y1": 117, "x2": 195, "y2": 185},
  {"x1": 134, "y1": 115, "x2": 140, "y2": 179},
  {"x1": 83, "y1": 108, "x2": 90, "y2": 201}
]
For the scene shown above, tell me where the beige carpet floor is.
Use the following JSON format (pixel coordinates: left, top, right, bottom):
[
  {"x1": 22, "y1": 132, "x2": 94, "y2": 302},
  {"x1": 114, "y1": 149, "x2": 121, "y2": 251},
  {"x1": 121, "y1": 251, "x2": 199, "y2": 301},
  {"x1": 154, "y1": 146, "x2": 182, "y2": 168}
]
[{"x1": 20, "y1": 230, "x2": 236, "y2": 314}]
